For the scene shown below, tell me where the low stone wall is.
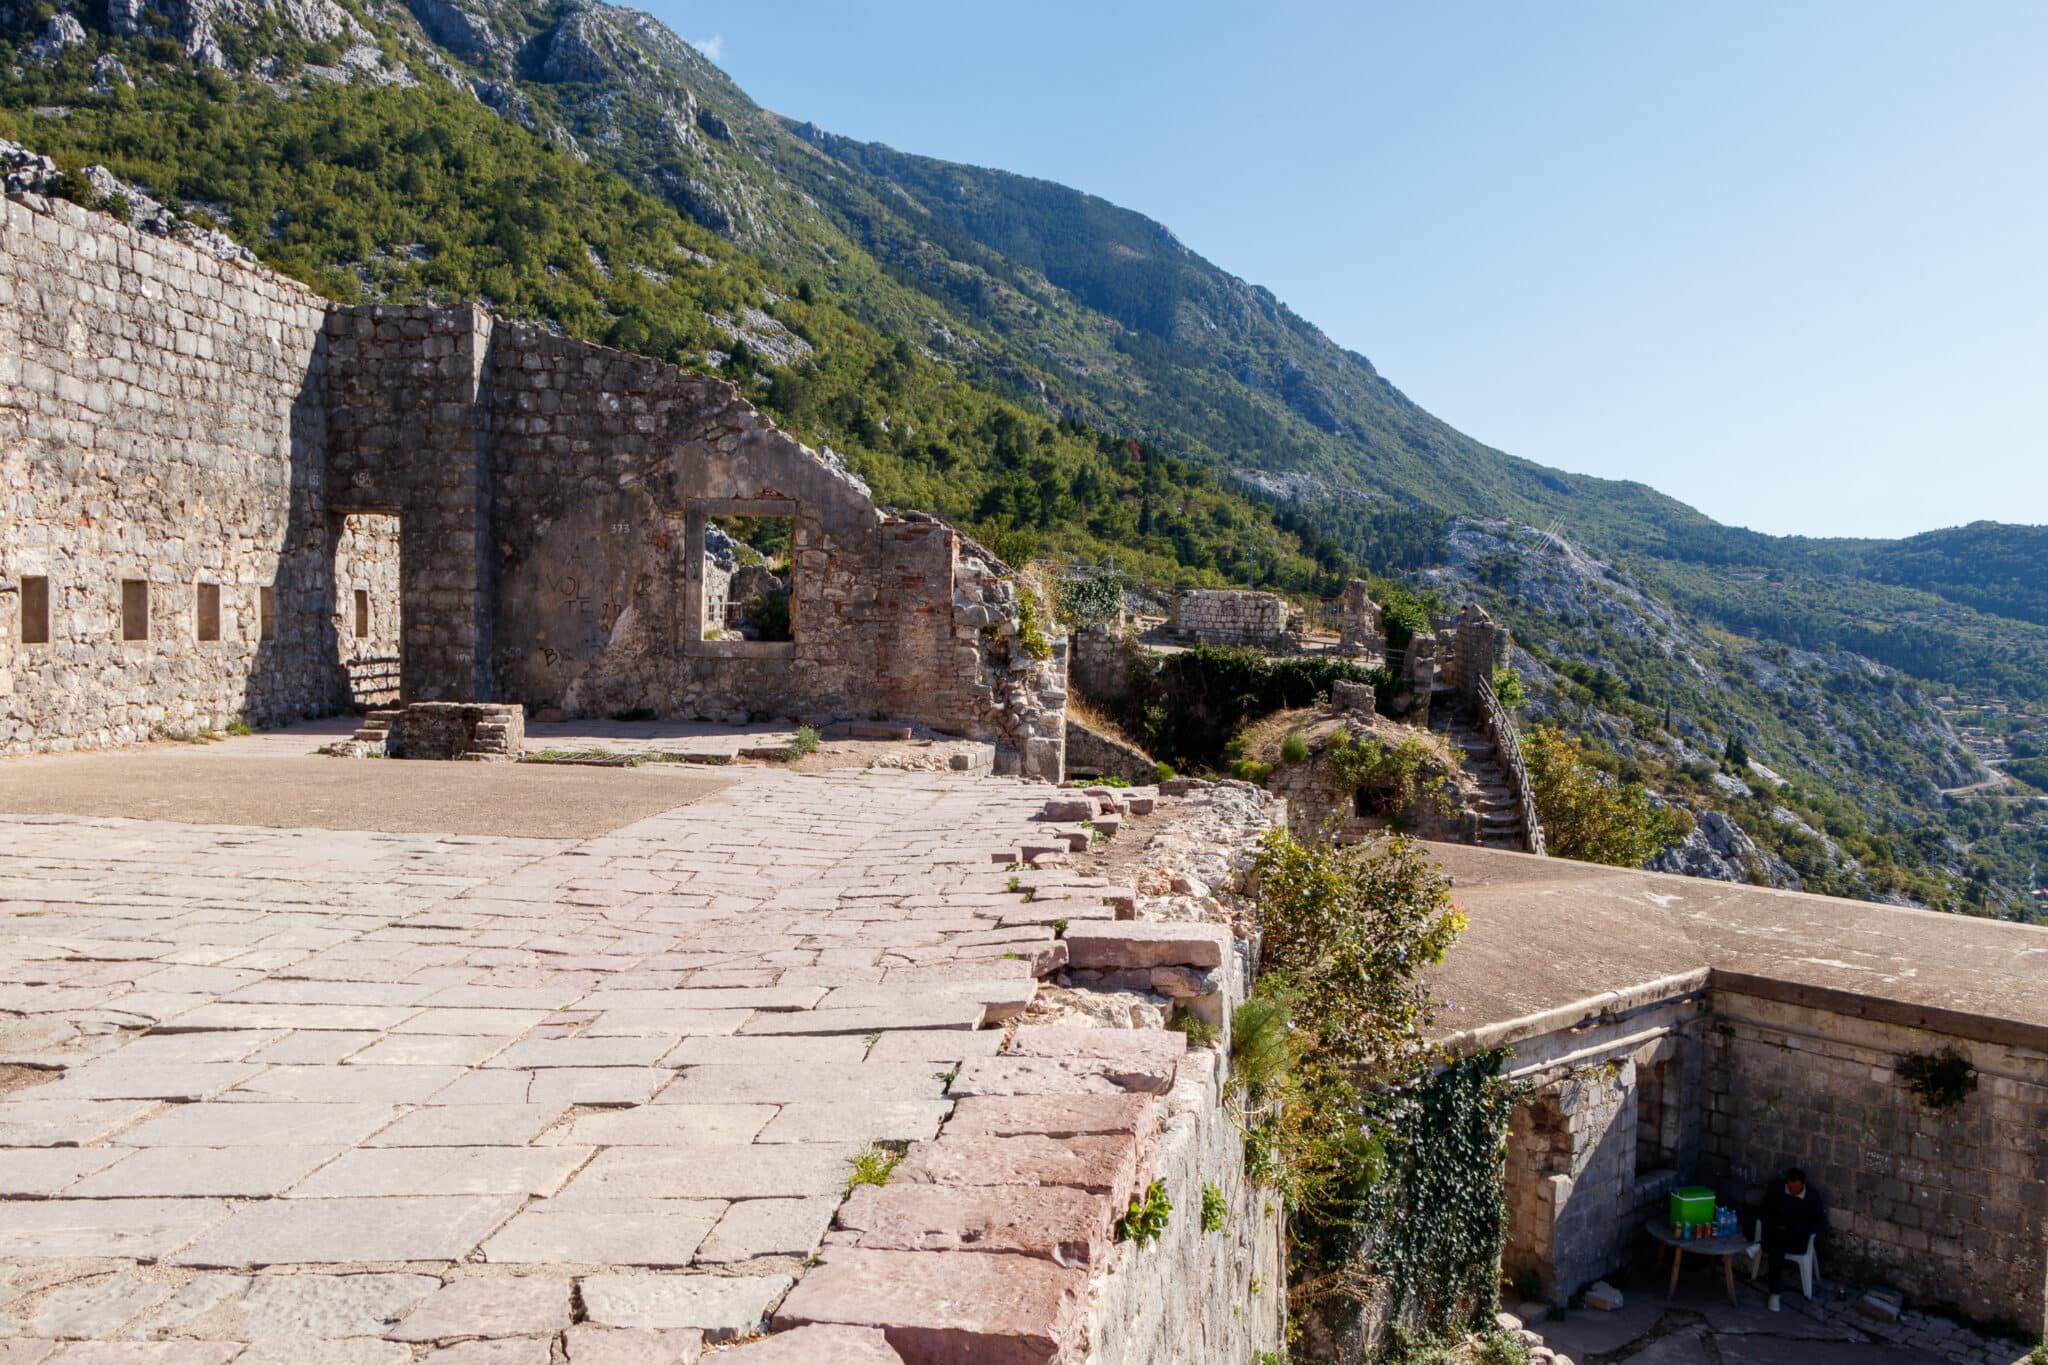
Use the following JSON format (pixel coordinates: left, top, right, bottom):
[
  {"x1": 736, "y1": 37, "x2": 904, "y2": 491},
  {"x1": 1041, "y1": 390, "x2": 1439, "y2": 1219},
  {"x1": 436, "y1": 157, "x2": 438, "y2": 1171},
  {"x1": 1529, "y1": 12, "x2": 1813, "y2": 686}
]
[
  {"x1": 383, "y1": 701, "x2": 524, "y2": 760},
  {"x1": 1169, "y1": 589, "x2": 1300, "y2": 650},
  {"x1": 1086, "y1": 1046, "x2": 1288, "y2": 1363},
  {"x1": 1070, "y1": 624, "x2": 1147, "y2": 704},
  {"x1": 1064, "y1": 717, "x2": 1159, "y2": 784}
]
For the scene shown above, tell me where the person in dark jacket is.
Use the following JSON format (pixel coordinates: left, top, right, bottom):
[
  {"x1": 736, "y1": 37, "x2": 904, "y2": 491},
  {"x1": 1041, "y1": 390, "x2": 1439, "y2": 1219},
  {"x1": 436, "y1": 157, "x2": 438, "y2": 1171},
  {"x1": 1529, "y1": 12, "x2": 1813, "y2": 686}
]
[{"x1": 1760, "y1": 1167, "x2": 1824, "y2": 1308}]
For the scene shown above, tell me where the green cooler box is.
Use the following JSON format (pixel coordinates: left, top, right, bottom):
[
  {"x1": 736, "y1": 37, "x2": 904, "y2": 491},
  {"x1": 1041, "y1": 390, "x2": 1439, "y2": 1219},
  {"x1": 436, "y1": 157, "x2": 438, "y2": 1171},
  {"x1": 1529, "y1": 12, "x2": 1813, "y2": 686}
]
[{"x1": 1669, "y1": 1186, "x2": 1715, "y2": 1228}]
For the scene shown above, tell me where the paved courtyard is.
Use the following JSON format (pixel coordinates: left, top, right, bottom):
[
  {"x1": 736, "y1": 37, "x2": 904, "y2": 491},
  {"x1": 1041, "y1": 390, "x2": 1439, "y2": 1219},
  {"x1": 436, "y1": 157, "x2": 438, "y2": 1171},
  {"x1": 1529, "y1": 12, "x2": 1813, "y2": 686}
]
[{"x1": 0, "y1": 754, "x2": 1142, "y2": 1360}]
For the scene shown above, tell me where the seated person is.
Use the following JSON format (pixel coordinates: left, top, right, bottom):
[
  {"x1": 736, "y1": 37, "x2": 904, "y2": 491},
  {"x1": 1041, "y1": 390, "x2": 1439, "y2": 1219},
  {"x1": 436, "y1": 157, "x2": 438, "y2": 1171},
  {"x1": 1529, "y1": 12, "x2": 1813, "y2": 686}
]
[{"x1": 1760, "y1": 1166, "x2": 1824, "y2": 1308}]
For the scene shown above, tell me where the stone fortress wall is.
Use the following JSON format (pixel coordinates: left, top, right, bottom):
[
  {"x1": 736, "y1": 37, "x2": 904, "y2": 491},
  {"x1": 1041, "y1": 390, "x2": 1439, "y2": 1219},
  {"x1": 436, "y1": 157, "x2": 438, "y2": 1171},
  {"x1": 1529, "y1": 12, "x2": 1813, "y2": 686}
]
[
  {"x1": 1, "y1": 191, "x2": 1066, "y2": 776},
  {"x1": 0, "y1": 190, "x2": 336, "y2": 749},
  {"x1": 1474, "y1": 970, "x2": 2048, "y2": 1333}
]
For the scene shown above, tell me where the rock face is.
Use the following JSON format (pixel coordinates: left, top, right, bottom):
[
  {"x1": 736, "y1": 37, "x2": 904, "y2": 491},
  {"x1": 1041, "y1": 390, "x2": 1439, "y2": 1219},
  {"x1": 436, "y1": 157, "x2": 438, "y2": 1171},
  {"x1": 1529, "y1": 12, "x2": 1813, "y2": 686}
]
[{"x1": 1649, "y1": 810, "x2": 1796, "y2": 888}]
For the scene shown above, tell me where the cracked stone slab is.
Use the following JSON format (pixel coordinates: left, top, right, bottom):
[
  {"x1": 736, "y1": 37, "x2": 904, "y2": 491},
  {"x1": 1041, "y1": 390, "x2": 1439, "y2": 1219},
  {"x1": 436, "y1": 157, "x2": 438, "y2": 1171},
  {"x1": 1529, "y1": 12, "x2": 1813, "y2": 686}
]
[
  {"x1": 943, "y1": 1093, "x2": 1157, "y2": 1142},
  {"x1": 111, "y1": 1103, "x2": 396, "y2": 1148},
  {"x1": 712, "y1": 1324, "x2": 904, "y2": 1363},
  {"x1": 540, "y1": 1104, "x2": 773, "y2": 1147},
  {"x1": 558, "y1": 1145, "x2": 856, "y2": 1201},
  {"x1": 287, "y1": 1146, "x2": 590, "y2": 1199},
  {"x1": 654, "y1": 1063, "x2": 947, "y2": 1105},
  {"x1": 0, "y1": 1147, "x2": 125, "y2": 1195},
  {"x1": 26, "y1": 1063, "x2": 262, "y2": 1103},
  {"x1": 834, "y1": 1183, "x2": 1116, "y2": 1265},
  {"x1": 692, "y1": 1197, "x2": 838, "y2": 1264},
  {"x1": 135, "y1": 1273, "x2": 438, "y2": 1339},
  {"x1": 67, "y1": 1146, "x2": 345, "y2": 1198},
  {"x1": 949, "y1": 1054, "x2": 1177, "y2": 1097},
  {"x1": 0, "y1": 1199, "x2": 231, "y2": 1259},
  {"x1": 4, "y1": 1271, "x2": 172, "y2": 1340},
  {"x1": 578, "y1": 1273, "x2": 793, "y2": 1339},
  {"x1": 893, "y1": 1133, "x2": 1141, "y2": 1202},
  {"x1": 385, "y1": 1276, "x2": 572, "y2": 1343},
  {"x1": 172, "y1": 1196, "x2": 524, "y2": 1266},
  {"x1": 364, "y1": 1105, "x2": 568, "y2": 1148},
  {"x1": 560, "y1": 1324, "x2": 704, "y2": 1364},
  {"x1": 0, "y1": 1100, "x2": 158, "y2": 1147}
]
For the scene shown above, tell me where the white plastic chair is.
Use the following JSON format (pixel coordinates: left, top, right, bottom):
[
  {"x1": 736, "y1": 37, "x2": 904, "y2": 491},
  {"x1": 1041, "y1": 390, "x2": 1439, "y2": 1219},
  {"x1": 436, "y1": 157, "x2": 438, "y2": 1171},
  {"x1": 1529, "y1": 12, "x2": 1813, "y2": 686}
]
[{"x1": 1746, "y1": 1220, "x2": 1819, "y2": 1298}]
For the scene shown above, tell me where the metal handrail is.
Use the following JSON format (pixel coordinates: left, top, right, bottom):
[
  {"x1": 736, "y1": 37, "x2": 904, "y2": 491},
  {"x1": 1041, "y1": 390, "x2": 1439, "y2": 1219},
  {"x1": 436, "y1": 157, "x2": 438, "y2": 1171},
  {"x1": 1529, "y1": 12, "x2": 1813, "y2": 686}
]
[{"x1": 1475, "y1": 676, "x2": 1546, "y2": 856}]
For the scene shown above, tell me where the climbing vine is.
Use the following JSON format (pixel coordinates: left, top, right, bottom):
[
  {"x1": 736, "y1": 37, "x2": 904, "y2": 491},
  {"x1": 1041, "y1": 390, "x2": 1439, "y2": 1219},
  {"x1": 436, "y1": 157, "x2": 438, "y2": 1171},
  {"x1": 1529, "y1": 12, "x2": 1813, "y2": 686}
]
[{"x1": 1358, "y1": 1051, "x2": 1522, "y2": 1334}]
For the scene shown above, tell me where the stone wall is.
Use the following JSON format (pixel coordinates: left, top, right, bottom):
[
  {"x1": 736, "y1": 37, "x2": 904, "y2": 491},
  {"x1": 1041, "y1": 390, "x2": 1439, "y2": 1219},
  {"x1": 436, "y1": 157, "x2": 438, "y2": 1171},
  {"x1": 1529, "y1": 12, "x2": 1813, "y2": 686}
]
[
  {"x1": 2, "y1": 192, "x2": 1069, "y2": 777},
  {"x1": 1339, "y1": 578, "x2": 1384, "y2": 657},
  {"x1": 0, "y1": 192, "x2": 339, "y2": 752},
  {"x1": 1700, "y1": 977, "x2": 2048, "y2": 1330},
  {"x1": 382, "y1": 701, "x2": 523, "y2": 760},
  {"x1": 1168, "y1": 589, "x2": 1300, "y2": 651},
  {"x1": 1467, "y1": 972, "x2": 2048, "y2": 1332},
  {"x1": 1070, "y1": 624, "x2": 1146, "y2": 703},
  {"x1": 1064, "y1": 716, "x2": 1159, "y2": 784}
]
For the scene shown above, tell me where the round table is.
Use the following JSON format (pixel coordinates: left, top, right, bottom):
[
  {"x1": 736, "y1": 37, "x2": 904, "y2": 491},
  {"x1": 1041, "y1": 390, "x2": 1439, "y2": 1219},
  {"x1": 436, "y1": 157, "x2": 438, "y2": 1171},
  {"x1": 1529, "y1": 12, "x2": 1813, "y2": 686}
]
[{"x1": 1645, "y1": 1218, "x2": 1755, "y2": 1305}]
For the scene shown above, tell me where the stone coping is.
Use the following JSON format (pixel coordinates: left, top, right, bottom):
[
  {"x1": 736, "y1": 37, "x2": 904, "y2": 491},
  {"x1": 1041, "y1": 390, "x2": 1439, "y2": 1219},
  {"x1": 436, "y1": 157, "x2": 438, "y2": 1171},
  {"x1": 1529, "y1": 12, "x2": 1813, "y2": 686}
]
[{"x1": 1423, "y1": 844, "x2": 2048, "y2": 1046}]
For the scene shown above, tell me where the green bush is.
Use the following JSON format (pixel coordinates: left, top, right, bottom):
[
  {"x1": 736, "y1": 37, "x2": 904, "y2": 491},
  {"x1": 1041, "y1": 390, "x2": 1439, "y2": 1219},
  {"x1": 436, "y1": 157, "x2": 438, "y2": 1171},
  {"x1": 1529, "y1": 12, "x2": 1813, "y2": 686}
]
[
  {"x1": 1523, "y1": 725, "x2": 1686, "y2": 867},
  {"x1": 1330, "y1": 731, "x2": 1454, "y2": 823},
  {"x1": 1109, "y1": 644, "x2": 1384, "y2": 770}
]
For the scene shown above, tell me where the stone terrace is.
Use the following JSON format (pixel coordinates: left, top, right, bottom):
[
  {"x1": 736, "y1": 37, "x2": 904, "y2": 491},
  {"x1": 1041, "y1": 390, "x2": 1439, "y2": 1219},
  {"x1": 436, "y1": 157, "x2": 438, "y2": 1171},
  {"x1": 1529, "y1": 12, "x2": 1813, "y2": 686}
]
[{"x1": 0, "y1": 765, "x2": 1266, "y2": 1361}]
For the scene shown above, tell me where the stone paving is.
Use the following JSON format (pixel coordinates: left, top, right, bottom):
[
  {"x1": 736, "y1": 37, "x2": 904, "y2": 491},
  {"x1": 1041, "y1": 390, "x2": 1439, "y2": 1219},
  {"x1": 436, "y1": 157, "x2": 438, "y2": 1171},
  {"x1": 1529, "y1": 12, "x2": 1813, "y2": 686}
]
[
  {"x1": 1519, "y1": 1269, "x2": 2038, "y2": 1364},
  {"x1": 0, "y1": 768, "x2": 1206, "y2": 1361}
]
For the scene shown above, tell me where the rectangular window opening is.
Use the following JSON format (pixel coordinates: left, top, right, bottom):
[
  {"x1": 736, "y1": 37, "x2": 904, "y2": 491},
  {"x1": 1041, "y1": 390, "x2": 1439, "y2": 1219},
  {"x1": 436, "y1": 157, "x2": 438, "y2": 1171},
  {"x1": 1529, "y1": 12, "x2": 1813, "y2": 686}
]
[
  {"x1": 259, "y1": 586, "x2": 276, "y2": 641},
  {"x1": 20, "y1": 576, "x2": 50, "y2": 645},
  {"x1": 703, "y1": 511, "x2": 795, "y2": 645},
  {"x1": 121, "y1": 579, "x2": 149, "y2": 642},
  {"x1": 353, "y1": 589, "x2": 370, "y2": 640},
  {"x1": 196, "y1": 582, "x2": 221, "y2": 642}
]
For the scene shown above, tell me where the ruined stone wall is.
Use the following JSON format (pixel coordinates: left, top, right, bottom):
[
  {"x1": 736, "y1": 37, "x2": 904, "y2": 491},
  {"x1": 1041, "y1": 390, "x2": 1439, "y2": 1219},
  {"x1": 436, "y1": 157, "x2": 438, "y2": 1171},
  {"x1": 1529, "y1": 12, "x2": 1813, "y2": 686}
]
[
  {"x1": 2, "y1": 194, "x2": 1066, "y2": 776},
  {"x1": 1169, "y1": 589, "x2": 1299, "y2": 650},
  {"x1": 1070, "y1": 623, "x2": 1146, "y2": 703},
  {"x1": 477, "y1": 326, "x2": 1066, "y2": 777},
  {"x1": 321, "y1": 304, "x2": 496, "y2": 704},
  {"x1": 1340, "y1": 578, "x2": 1384, "y2": 657},
  {"x1": 0, "y1": 192, "x2": 339, "y2": 753},
  {"x1": 334, "y1": 512, "x2": 401, "y2": 707},
  {"x1": 1699, "y1": 979, "x2": 2048, "y2": 1331}
]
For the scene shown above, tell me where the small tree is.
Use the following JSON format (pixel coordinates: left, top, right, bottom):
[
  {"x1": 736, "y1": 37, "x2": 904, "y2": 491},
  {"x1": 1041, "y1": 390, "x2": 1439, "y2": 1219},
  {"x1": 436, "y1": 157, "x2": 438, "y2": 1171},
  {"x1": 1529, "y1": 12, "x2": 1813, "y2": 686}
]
[
  {"x1": 1523, "y1": 725, "x2": 1685, "y2": 867},
  {"x1": 1724, "y1": 732, "x2": 1750, "y2": 771}
]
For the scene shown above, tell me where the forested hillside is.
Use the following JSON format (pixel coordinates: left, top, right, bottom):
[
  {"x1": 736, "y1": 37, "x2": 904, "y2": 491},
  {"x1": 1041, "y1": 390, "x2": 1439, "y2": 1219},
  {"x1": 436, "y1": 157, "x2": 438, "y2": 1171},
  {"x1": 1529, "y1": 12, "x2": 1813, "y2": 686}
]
[{"x1": 2, "y1": 0, "x2": 2042, "y2": 917}]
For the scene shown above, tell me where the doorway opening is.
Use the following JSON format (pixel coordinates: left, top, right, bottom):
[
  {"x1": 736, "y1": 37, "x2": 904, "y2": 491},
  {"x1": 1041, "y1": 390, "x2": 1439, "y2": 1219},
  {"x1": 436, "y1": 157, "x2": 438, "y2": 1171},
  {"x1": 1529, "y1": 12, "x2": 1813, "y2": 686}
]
[{"x1": 335, "y1": 512, "x2": 402, "y2": 709}]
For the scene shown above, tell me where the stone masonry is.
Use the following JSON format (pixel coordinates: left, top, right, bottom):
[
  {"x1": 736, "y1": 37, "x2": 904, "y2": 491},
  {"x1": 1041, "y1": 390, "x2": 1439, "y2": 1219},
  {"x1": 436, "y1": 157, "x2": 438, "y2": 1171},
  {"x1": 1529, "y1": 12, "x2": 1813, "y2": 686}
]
[
  {"x1": 1167, "y1": 589, "x2": 1300, "y2": 650},
  {"x1": 1, "y1": 190, "x2": 1066, "y2": 777}
]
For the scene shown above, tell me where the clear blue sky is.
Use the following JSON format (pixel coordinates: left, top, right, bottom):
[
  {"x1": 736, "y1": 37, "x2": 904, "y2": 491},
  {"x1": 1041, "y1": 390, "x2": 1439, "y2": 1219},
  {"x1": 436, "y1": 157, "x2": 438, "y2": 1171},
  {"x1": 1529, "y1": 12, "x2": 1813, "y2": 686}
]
[{"x1": 653, "y1": 2, "x2": 2047, "y2": 540}]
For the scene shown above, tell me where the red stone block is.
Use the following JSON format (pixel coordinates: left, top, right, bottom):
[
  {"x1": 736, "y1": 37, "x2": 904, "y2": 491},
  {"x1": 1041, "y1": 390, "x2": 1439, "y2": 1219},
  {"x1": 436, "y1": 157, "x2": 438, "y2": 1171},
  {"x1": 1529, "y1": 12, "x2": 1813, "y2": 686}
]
[
  {"x1": 1061, "y1": 921, "x2": 1230, "y2": 970},
  {"x1": 837, "y1": 1182, "x2": 1116, "y2": 1265},
  {"x1": 945, "y1": 1093, "x2": 1157, "y2": 1144},
  {"x1": 773, "y1": 1248, "x2": 1089, "y2": 1365},
  {"x1": 715, "y1": 1324, "x2": 905, "y2": 1363},
  {"x1": 894, "y1": 1132, "x2": 1140, "y2": 1203}
]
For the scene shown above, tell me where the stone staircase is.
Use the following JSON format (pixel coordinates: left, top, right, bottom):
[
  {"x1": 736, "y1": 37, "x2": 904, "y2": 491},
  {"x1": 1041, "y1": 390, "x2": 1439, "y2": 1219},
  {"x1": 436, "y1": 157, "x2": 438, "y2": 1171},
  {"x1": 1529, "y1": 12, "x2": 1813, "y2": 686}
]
[
  {"x1": 1431, "y1": 694, "x2": 1530, "y2": 852},
  {"x1": 350, "y1": 708, "x2": 398, "y2": 750}
]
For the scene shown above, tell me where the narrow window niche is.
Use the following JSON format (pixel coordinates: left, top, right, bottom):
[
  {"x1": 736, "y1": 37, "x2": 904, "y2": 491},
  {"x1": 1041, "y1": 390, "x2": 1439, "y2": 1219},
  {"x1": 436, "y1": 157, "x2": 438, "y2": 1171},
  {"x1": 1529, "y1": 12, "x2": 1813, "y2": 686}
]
[
  {"x1": 354, "y1": 589, "x2": 370, "y2": 640},
  {"x1": 20, "y1": 576, "x2": 50, "y2": 645},
  {"x1": 259, "y1": 586, "x2": 277, "y2": 641},
  {"x1": 120, "y1": 579, "x2": 149, "y2": 642},
  {"x1": 196, "y1": 582, "x2": 222, "y2": 642}
]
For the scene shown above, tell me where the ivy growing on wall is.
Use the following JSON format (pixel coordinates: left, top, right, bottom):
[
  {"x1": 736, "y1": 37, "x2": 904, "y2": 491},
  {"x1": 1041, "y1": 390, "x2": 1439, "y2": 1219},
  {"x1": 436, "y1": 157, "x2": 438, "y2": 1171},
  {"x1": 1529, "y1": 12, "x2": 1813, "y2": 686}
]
[{"x1": 1358, "y1": 1051, "x2": 1523, "y2": 1334}]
